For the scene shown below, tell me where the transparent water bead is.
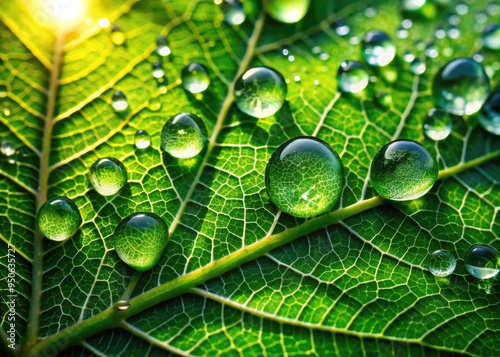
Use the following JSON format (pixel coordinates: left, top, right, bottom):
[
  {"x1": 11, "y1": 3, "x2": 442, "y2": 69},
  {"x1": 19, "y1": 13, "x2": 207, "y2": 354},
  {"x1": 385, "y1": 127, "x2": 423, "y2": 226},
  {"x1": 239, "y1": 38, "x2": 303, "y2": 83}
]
[
  {"x1": 234, "y1": 66, "x2": 287, "y2": 118},
  {"x1": 156, "y1": 35, "x2": 171, "y2": 57},
  {"x1": 112, "y1": 90, "x2": 128, "y2": 112},
  {"x1": 265, "y1": 137, "x2": 343, "y2": 218},
  {"x1": 401, "y1": 0, "x2": 426, "y2": 12},
  {"x1": 89, "y1": 157, "x2": 128, "y2": 196},
  {"x1": 334, "y1": 19, "x2": 350, "y2": 36},
  {"x1": 265, "y1": 0, "x2": 311, "y2": 24},
  {"x1": 161, "y1": 113, "x2": 207, "y2": 158},
  {"x1": 1, "y1": 140, "x2": 16, "y2": 157},
  {"x1": 482, "y1": 24, "x2": 500, "y2": 50},
  {"x1": 427, "y1": 250, "x2": 456, "y2": 277},
  {"x1": 465, "y1": 244, "x2": 500, "y2": 279},
  {"x1": 479, "y1": 91, "x2": 500, "y2": 135},
  {"x1": 181, "y1": 62, "x2": 210, "y2": 94},
  {"x1": 409, "y1": 58, "x2": 426, "y2": 75},
  {"x1": 37, "y1": 196, "x2": 82, "y2": 241},
  {"x1": 152, "y1": 61, "x2": 164, "y2": 79},
  {"x1": 216, "y1": 0, "x2": 246, "y2": 25},
  {"x1": 370, "y1": 140, "x2": 438, "y2": 201},
  {"x1": 113, "y1": 212, "x2": 169, "y2": 272},
  {"x1": 110, "y1": 24, "x2": 125, "y2": 46},
  {"x1": 424, "y1": 108, "x2": 452, "y2": 141},
  {"x1": 432, "y1": 58, "x2": 490, "y2": 116},
  {"x1": 337, "y1": 60, "x2": 369, "y2": 94},
  {"x1": 116, "y1": 300, "x2": 130, "y2": 311},
  {"x1": 362, "y1": 30, "x2": 396, "y2": 67},
  {"x1": 135, "y1": 130, "x2": 151, "y2": 149}
]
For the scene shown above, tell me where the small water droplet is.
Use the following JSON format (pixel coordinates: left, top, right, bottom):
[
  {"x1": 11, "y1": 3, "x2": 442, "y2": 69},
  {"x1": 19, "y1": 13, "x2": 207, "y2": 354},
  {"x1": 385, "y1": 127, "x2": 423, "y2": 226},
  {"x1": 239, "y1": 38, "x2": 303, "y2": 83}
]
[
  {"x1": 98, "y1": 18, "x2": 110, "y2": 28},
  {"x1": 403, "y1": 50, "x2": 415, "y2": 63},
  {"x1": 432, "y1": 58, "x2": 490, "y2": 116},
  {"x1": 265, "y1": 136, "x2": 343, "y2": 218},
  {"x1": 37, "y1": 196, "x2": 82, "y2": 241},
  {"x1": 396, "y1": 26, "x2": 409, "y2": 39},
  {"x1": 349, "y1": 36, "x2": 360, "y2": 45},
  {"x1": 1, "y1": 140, "x2": 16, "y2": 160},
  {"x1": 455, "y1": 2, "x2": 468, "y2": 15},
  {"x1": 465, "y1": 244, "x2": 499, "y2": 280},
  {"x1": 288, "y1": 55, "x2": 295, "y2": 62},
  {"x1": 409, "y1": 58, "x2": 426, "y2": 75},
  {"x1": 482, "y1": 24, "x2": 500, "y2": 50},
  {"x1": 217, "y1": 0, "x2": 246, "y2": 25},
  {"x1": 2, "y1": 107, "x2": 11, "y2": 116},
  {"x1": 427, "y1": 250, "x2": 456, "y2": 277},
  {"x1": 181, "y1": 62, "x2": 210, "y2": 94},
  {"x1": 152, "y1": 61, "x2": 164, "y2": 79},
  {"x1": 110, "y1": 24, "x2": 125, "y2": 46},
  {"x1": 161, "y1": 113, "x2": 207, "y2": 158},
  {"x1": 313, "y1": 80, "x2": 320, "y2": 86},
  {"x1": 265, "y1": 0, "x2": 311, "y2": 23},
  {"x1": 401, "y1": 19, "x2": 413, "y2": 29},
  {"x1": 487, "y1": 2, "x2": 500, "y2": 16},
  {"x1": 334, "y1": 19, "x2": 350, "y2": 36},
  {"x1": 447, "y1": 26, "x2": 460, "y2": 39},
  {"x1": 90, "y1": 157, "x2": 128, "y2": 196},
  {"x1": 363, "y1": 7, "x2": 376, "y2": 18},
  {"x1": 425, "y1": 43, "x2": 439, "y2": 58},
  {"x1": 475, "y1": 12, "x2": 487, "y2": 24},
  {"x1": 116, "y1": 300, "x2": 130, "y2": 311},
  {"x1": 435, "y1": 27, "x2": 446, "y2": 39},
  {"x1": 448, "y1": 14, "x2": 460, "y2": 26},
  {"x1": 424, "y1": 108, "x2": 452, "y2": 140},
  {"x1": 113, "y1": 212, "x2": 169, "y2": 271},
  {"x1": 370, "y1": 140, "x2": 438, "y2": 201},
  {"x1": 361, "y1": 30, "x2": 396, "y2": 67},
  {"x1": 375, "y1": 92, "x2": 393, "y2": 108},
  {"x1": 156, "y1": 35, "x2": 171, "y2": 57},
  {"x1": 234, "y1": 66, "x2": 287, "y2": 118},
  {"x1": 135, "y1": 130, "x2": 151, "y2": 149},
  {"x1": 473, "y1": 52, "x2": 484, "y2": 63},
  {"x1": 401, "y1": 0, "x2": 426, "y2": 12},
  {"x1": 112, "y1": 90, "x2": 128, "y2": 112},
  {"x1": 318, "y1": 52, "x2": 329, "y2": 60},
  {"x1": 293, "y1": 73, "x2": 301, "y2": 82},
  {"x1": 337, "y1": 60, "x2": 369, "y2": 94},
  {"x1": 479, "y1": 91, "x2": 500, "y2": 135}
]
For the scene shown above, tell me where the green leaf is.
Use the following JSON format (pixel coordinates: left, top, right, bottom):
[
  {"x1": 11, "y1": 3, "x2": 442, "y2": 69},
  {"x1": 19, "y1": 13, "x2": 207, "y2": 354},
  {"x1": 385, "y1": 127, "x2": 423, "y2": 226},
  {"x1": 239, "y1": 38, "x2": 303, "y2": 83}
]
[{"x1": 1, "y1": 0, "x2": 499, "y2": 356}]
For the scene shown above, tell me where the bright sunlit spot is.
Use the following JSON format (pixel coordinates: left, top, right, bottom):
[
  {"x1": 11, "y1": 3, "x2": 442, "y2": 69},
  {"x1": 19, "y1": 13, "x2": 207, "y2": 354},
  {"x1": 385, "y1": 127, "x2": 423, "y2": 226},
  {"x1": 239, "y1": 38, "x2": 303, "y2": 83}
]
[{"x1": 27, "y1": 0, "x2": 89, "y2": 32}]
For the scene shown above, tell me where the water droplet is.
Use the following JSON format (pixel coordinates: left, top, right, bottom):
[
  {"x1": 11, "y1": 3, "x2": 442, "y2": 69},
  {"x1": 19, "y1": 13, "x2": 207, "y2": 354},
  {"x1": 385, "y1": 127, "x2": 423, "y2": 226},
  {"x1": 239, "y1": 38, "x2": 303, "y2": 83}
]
[
  {"x1": 288, "y1": 55, "x2": 295, "y2": 62},
  {"x1": 435, "y1": 27, "x2": 446, "y2": 39},
  {"x1": 265, "y1": 136, "x2": 343, "y2": 218},
  {"x1": 37, "y1": 196, "x2": 82, "y2": 241},
  {"x1": 403, "y1": 50, "x2": 415, "y2": 63},
  {"x1": 217, "y1": 0, "x2": 246, "y2": 25},
  {"x1": 370, "y1": 140, "x2": 438, "y2": 201},
  {"x1": 349, "y1": 36, "x2": 360, "y2": 45},
  {"x1": 448, "y1": 14, "x2": 460, "y2": 26},
  {"x1": 396, "y1": 26, "x2": 409, "y2": 39},
  {"x1": 152, "y1": 61, "x2": 164, "y2": 79},
  {"x1": 425, "y1": 43, "x2": 439, "y2": 58},
  {"x1": 409, "y1": 58, "x2": 426, "y2": 74},
  {"x1": 89, "y1": 157, "x2": 128, "y2": 196},
  {"x1": 116, "y1": 300, "x2": 130, "y2": 311},
  {"x1": 472, "y1": 52, "x2": 484, "y2": 63},
  {"x1": 234, "y1": 66, "x2": 287, "y2": 118},
  {"x1": 1, "y1": 140, "x2": 16, "y2": 157},
  {"x1": 479, "y1": 91, "x2": 500, "y2": 135},
  {"x1": 401, "y1": 0, "x2": 426, "y2": 12},
  {"x1": 482, "y1": 24, "x2": 500, "y2": 50},
  {"x1": 313, "y1": 80, "x2": 320, "y2": 86},
  {"x1": 363, "y1": 7, "x2": 376, "y2": 18},
  {"x1": 401, "y1": 19, "x2": 413, "y2": 29},
  {"x1": 156, "y1": 35, "x2": 171, "y2": 57},
  {"x1": 432, "y1": 58, "x2": 490, "y2": 116},
  {"x1": 293, "y1": 73, "x2": 301, "y2": 82},
  {"x1": 427, "y1": 250, "x2": 456, "y2": 277},
  {"x1": 424, "y1": 108, "x2": 452, "y2": 141},
  {"x1": 455, "y1": 2, "x2": 468, "y2": 15},
  {"x1": 475, "y1": 12, "x2": 488, "y2": 24},
  {"x1": 98, "y1": 18, "x2": 110, "y2": 28},
  {"x1": 447, "y1": 26, "x2": 460, "y2": 39},
  {"x1": 0, "y1": 85, "x2": 7, "y2": 98},
  {"x1": 361, "y1": 30, "x2": 396, "y2": 67},
  {"x1": 113, "y1": 212, "x2": 169, "y2": 271},
  {"x1": 487, "y1": 3, "x2": 500, "y2": 16},
  {"x1": 334, "y1": 19, "x2": 350, "y2": 36},
  {"x1": 337, "y1": 60, "x2": 369, "y2": 94},
  {"x1": 112, "y1": 90, "x2": 128, "y2": 112},
  {"x1": 2, "y1": 107, "x2": 10, "y2": 116},
  {"x1": 110, "y1": 24, "x2": 125, "y2": 46},
  {"x1": 161, "y1": 113, "x2": 207, "y2": 158},
  {"x1": 465, "y1": 244, "x2": 500, "y2": 280},
  {"x1": 181, "y1": 62, "x2": 210, "y2": 94},
  {"x1": 375, "y1": 92, "x2": 393, "y2": 108},
  {"x1": 265, "y1": 0, "x2": 311, "y2": 24},
  {"x1": 135, "y1": 130, "x2": 151, "y2": 149}
]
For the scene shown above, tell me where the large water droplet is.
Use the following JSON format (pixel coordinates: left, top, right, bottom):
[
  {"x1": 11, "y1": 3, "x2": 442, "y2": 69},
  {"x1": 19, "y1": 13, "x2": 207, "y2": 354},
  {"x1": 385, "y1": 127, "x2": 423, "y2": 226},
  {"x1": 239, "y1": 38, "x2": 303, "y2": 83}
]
[
  {"x1": 465, "y1": 244, "x2": 499, "y2": 279},
  {"x1": 152, "y1": 61, "x2": 165, "y2": 79},
  {"x1": 217, "y1": 0, "x2": 246, "y2": 25},
  {"x1": 234, "y1": 66, "x2": 287, "y2": 118},
  {"x1": 156, "y1": 35, "x2": 171, "y2": 57},
  {"x1": 161, "y1": 113, "x2": 207, "y2": 158},
  {"x1": 37, "y1": 196, "x2": 82, "y2": 241},
  {"x1": 432, "y1": 58, "x2": 490, "y2": 116},
  {"x1": 135, "y1": 130, "x2": 151, "y2": 149},
  {"x1": 370, "y1": 140, "x2": 438, "y2": 201},
  {"x1": 424, "y1": 108, "x2": 452, "y2": 141},
  {"x1": 401, "y1": 0, "x2": 426, "y2": 12},
  {"x1": 337, "y1": 60, "x2": 369, "y2": 93},
  {"x1": 482, "y1": 24, "x2": 500, "y2": 50},
  {"x1": 112, "y1": 90, "x2": 128, "y2": 112},
  {"x1": 427, "y1": 249, "x2": 456, "y2": 277},
  {"x1": 265, "y1": 0, "x2": 311, "y2": 24},
  {"x1": 361, "y1": 30, "x2": 396, "y2": 67},
  {"x1": 181, "y1": 62, "x2": 210, "y2": 94},
  {"x1": 110, "y1": 24, "x2": 125, "y2": 46},
  {"x1": 409, "y1": 58, "x2": 426, "y2": 74},
  {"x1": 479, "y1": 91, "x2": 500, "y2": 135},
  {"x1": 265, "y1": 137, "x2": 343, "y2": 218},
  {"x1": 90, "y1": 157, "x2": 128, "y2": 196},
  {"x1": 113, "y1": 212, "x2": 169, "y2": 272}
]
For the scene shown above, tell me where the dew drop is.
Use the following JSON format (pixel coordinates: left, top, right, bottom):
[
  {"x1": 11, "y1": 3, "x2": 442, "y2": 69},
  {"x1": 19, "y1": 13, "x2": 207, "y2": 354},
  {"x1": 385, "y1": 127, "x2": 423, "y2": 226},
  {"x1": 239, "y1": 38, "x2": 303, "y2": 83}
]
[
  {"x1": 427, "y1": 250, "x2": 456, "y2": 277},
  {"x1": 2, "y1": 107, "x2": 11, "y2": 116},
  {"x1": 403, "y1": 50, "x2": 415, "y2": 63},
  {"x1": 465, "y1": 244, "x2": 500, "y2": 280},
  {"x1": 337, "y1": 60, "x2": 369, "y2": 94},
  {"x1": 479, "y1": 91, "x2": 500, "y2": 135},
  {"x1": 152, "y1": 61, "x2": 164, "y2": 79},
  {"x1": 334, "y1": 19, "x2": 350, "y2": 36},
  {"x1": 265, "y1": 0, "x2": 311, "y2": 24},
  {"x1": 37, "y1": 196, "x2": 82, "y2": 241},
  {"x1": 135, "y1": 130, "x2": 151, "y2": 149},
  {"x1": 217, "y1": 0, "x2": 246, "y2": 25},
  {"x1": 361, "y1": 30, "x2": 396, "y2": 67},
  {"x1": 487, "y1": 3, "x2": 500, "y2": 16},
  {"x1": 363, "y1": 7, "x2": 376, "y2": 18},
  {"x1": 161, "y1": 113, "x2": 207, "y2": 158},
  {"x1": 181, "y1": 62, "x2": 210, "y2": 94},
  {"x1": 375, "y1": 92, "x2": 393, "y2": 108},
  {"x1": 447, "y1": 26, "x2": 460, "y2": 39},
  {"x1": 401, "y1": 0, "x2": 426, "y2": 12},
  {"x1": 156, "y1": 35, "x2": 171, "y2": 57},
  {"x1": 1, "y1": 140, "x2": 16, "y2": 157},
  {"x1": 455, "y1": 2, "x2": 468, "y2": 15},
  {"x1": 448, "y1": 14, "x2": 460, "y2": 26},
  {"x1": 472, "y1": 52, "x2": 484, "y2": 63},
  {"x1": 234, "y1": 66, "x2": 287, "y2": 118},
  {"x1": 425, "y1": 43, "x2": 439, "y2": 58},
  {"x1": 116, "y1": 300, "x2": 130, "y2": 311},
  {"x1": 112, "y1": 90, "x2": 128, "y2": 112},
  {"x1": 475, "y1": 12, "x2": 487, "y2": 25},
  {"x1": 401, "y1": 19, "x2": 413, "y2": 29},
  {"x1": 89, "y1": 157, "x2": 128, "y2": 196},
  {"x1": 113, "y1": 212, "x2": 169, "y2": 272},
  {"x1": 432, "y1": 58, "x2": 490, "y2": 116},
  {"x1": 435, "y1": 27, "x2": 446, "y2": 39},
  {"x1": 265, "y1": 137, "x2": 343, "y2": 218},
  {"x1": 482, "y1": 24, "x2": 500, "y2": 50},
  {"x1": 370, "y1": 140, "x2": 438, "y2": 201},
  {"x1": 110, "y1": 24, "x2": 125, "y2": 46},
  {"x1": 396, "y1": 26, "x2": 409, "y2": 39},
  {"x1": 409, "y1": 58, "x2": 426, "y2": 74},
  {"x1": 424, "y1": 108, "x2": 452, "y2": 141}
]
